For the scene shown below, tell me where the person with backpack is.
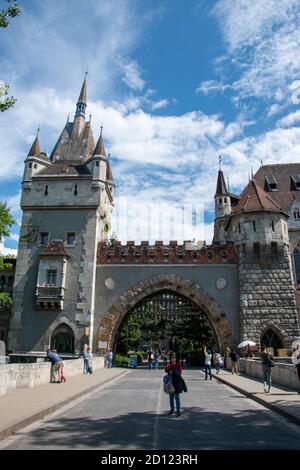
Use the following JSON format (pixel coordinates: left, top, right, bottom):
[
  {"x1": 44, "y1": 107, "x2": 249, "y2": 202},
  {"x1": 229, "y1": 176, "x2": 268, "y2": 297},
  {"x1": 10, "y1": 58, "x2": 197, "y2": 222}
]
[{"x1": 204, "y1": 347, "x2": 212, "y2": 380}]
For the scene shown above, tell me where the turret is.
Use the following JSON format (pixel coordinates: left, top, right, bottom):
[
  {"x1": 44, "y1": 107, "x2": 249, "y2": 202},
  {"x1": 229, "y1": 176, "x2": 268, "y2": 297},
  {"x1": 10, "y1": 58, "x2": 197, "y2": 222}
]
[
  {"x1": 213, "y1": 161, "x2": 231, "y2": 243},
  {"x1": 22, "y1": 131, "x2": 51, "y2": 189},
  {"x1": 225, "y1": 178, "x2": 289, "y2": 262}
]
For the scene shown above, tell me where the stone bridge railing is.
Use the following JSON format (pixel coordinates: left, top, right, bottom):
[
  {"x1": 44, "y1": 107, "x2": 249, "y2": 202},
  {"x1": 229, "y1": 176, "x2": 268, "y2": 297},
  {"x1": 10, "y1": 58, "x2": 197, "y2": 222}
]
[{"x1": 97, "y1": 241, "x2": 236, "y2": 265}]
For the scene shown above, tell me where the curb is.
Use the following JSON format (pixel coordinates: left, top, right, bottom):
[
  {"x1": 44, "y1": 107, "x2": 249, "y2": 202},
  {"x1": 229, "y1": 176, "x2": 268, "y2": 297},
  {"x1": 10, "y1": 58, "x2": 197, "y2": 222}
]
[
  {"x1": 0, "y1": 370, "x2": 129, "y2": 442},
  {"x1": 213, "y1": 372, "x2": 300, "y2": 427}
]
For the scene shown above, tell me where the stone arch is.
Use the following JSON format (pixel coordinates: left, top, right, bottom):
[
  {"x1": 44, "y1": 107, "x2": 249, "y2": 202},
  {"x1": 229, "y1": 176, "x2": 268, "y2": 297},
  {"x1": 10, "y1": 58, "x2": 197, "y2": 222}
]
[
  {"x1": 42, "y1": 316, "x2": 80, "y2": 352},
  {"x1": 259, "y1": 322, "x2": 286, "y2": 350},
  {"x1": 97, "y1": 274, "x2": 236, "y2": 354}
]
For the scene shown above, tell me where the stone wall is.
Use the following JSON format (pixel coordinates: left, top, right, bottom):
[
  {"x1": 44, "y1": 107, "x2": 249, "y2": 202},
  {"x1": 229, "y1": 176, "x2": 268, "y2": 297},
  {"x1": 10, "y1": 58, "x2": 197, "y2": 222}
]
[
  {"x1": 238, "y1": 248, "x2": 299, "y2": 347},
  {"x1": 228, "y1": 358, "x2": 300, "y2": 391},
  {"x1": 0, "y1": 356, "x2": 104, "y2": 397}
]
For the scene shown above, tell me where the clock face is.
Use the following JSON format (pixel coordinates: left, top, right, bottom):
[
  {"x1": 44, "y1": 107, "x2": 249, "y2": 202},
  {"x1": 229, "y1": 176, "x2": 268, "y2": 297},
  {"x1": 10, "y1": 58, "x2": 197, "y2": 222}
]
[{"x1": 216, "y1": 277, "x2": 227, "y2": 290}]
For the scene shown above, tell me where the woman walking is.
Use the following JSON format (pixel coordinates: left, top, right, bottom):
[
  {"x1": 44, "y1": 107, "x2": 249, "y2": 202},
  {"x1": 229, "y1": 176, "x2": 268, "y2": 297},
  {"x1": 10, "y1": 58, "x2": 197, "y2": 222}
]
[{"x1": 261, "y1": 345, "x2": 274, "y2": 393}]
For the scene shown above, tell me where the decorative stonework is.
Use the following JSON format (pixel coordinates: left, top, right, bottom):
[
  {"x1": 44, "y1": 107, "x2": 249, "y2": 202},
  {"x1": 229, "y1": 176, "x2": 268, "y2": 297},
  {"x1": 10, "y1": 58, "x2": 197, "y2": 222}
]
[
  {"x1": 97, "y1": 274, "x2": 236, "y2": 354},
  {"x1": 216, "y1": 277, "x2": 227, "y2": 290},
  {"x1": 104, "y1": 277, "x2": 115, "y2": 290},
  {"x1": 97, "y1": 241, "x2": 236, "y2": 265}
]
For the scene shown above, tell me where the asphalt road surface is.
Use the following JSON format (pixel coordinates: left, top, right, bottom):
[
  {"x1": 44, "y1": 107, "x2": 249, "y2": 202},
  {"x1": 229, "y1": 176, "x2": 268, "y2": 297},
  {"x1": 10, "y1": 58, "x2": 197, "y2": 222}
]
[{"x1": 2, "y1": 368, "x2": 300, "y2": 450}]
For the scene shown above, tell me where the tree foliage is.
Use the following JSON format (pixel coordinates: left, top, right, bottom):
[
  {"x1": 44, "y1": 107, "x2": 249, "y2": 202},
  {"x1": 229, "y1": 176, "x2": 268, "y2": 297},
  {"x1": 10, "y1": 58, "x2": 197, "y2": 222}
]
[
  {"x1": 0, "y1": 1, "x2": 20, "y2": 111},
  {"x1": 0, "y1": 201, "x2": 16, "y2": 271},
  {"x1": 0, "y1": 292, "x2": 12, "y2": 309}
]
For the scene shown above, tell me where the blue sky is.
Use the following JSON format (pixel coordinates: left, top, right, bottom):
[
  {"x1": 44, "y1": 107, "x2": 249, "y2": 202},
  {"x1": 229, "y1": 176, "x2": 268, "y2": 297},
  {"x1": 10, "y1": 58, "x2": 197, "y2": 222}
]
[{"x1": 1, "y1": 0, "x2": 300, "y2": 251}]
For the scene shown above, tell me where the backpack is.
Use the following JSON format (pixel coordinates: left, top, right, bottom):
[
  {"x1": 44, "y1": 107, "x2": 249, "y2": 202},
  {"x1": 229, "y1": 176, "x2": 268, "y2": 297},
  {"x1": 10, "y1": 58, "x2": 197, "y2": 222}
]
[{"x1": 163, "y1": 374, "x2": 175, "y2": 394}]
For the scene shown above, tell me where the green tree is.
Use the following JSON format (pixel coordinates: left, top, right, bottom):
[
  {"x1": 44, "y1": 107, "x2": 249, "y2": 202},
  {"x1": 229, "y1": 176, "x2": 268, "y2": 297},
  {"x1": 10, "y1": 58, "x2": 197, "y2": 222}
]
[
  {"x1": 0, "y1": 1, "x2": 20, "y2": 111},
  {"x1": 0, "y1": 201, "x2": 16, "y2": 308}
]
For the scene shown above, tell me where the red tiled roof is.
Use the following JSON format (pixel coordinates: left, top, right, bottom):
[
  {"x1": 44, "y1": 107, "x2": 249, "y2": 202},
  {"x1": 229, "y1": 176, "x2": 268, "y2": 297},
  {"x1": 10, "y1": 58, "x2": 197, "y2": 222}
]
[
  {"x1": 254, "y1": 163, "x2": 300, "y2": 213},
  {"x1": 39, "y1": 240, "x2": 68, "y2": 257},
  {"x1": 232, "y1": 179, "x2": 286, "y2": 214}
]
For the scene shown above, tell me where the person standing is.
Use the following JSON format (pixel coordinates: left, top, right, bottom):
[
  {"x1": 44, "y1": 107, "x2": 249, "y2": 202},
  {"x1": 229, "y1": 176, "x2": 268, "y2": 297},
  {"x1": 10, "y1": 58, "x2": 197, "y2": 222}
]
[
  {"x1": 147, "y1": 348, "x2": 154, "y2": 370},
  {"x1": 229, "y1": 349, "x2": 239, "y2": 374},
  {"x1": 82, "y1": 346, "x2": 89, "y2": 374},
  {"x1": 165, "y1": 354, "x2": 184, "y2": 417},
  {"x1": 292, "y1": 344, "x2": 300, "y2": 394},
  {"x1": 261, "y1": 345, "x2": 274, "y2": 393},
  {"x1": 107, "y1": 349, "x2": 113, "y2": 368},
  {"x1": 204, "y1": 347, "x2": 212, "y2": 380},
  {"x1": 213, "y1": 351, "x2": 222, "y2": 374}
]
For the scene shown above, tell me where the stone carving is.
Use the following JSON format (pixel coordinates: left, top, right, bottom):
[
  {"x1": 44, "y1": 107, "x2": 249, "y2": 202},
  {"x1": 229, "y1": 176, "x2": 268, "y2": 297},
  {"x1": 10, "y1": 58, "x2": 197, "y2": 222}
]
[
  {"x1": 104, "y1": 277, "x2": 115, "y2": 290},
  {"x1": 216, "y1": 277, "x2": 227, "y2": 290}
]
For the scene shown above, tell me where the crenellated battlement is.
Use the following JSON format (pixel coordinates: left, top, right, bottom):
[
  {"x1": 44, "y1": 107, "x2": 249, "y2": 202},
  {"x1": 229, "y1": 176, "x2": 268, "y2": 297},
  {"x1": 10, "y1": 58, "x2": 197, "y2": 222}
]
[{"x1": 97, "y1": 240, "x2": 236, "y2": 265}]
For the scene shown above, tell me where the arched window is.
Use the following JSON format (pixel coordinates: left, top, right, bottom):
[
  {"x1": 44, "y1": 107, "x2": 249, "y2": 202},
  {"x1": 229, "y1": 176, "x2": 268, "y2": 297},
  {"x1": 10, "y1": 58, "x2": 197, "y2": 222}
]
[
  {"x1": 51, "y1": 323, "x2": 75, "y2": 354},
  {"x1": 261, "y1": 329, "x2": 282, "y2": 356}
]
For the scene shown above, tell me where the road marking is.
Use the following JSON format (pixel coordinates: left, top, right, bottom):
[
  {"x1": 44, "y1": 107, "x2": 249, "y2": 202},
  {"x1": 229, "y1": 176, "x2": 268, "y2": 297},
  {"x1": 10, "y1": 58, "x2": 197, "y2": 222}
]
[{"x1": 152, "y1": 378, "x2": 164, "y2": 450}]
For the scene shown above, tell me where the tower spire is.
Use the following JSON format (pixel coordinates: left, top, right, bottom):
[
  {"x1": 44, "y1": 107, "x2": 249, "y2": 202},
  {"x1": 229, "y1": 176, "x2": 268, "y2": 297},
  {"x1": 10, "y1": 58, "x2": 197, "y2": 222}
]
[
  {"x1": 75, "y1": 73, "x2": 87, "y2": 119},
  {"x1": 27, "y1": 131, "x2": 41, "y2": 157},
  {"x1": 93, "y1": 124, "x2": 107, "y2": 156}
]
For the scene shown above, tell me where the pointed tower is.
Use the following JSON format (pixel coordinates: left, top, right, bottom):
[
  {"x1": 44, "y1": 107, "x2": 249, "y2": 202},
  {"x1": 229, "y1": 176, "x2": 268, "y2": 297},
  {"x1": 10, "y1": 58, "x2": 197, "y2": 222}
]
[
  {"x1": 9, "y1": 79, "x2": 115, "y2": 355},
  {"x1": 22, "y1": 130, "x2": 50, "y2": 190},
  {"x1": 213, "y1": 159, "x2": 231, "y2": 243},
  {"x1": 51, "y1": 75, "x2": 94, "y2": 163}
]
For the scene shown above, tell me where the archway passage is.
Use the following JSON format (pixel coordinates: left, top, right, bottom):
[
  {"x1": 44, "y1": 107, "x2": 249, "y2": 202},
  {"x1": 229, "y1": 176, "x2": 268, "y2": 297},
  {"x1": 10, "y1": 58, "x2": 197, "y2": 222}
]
[
  {"x1": 97, "y1": 275, "x2": 236, "y2": 358},
  {"x1": 115, "y1": 290, "x2": 218, "y2": 366},
  {"x1": 51, "y1": 323, "x2": 75, "y2": 354}
]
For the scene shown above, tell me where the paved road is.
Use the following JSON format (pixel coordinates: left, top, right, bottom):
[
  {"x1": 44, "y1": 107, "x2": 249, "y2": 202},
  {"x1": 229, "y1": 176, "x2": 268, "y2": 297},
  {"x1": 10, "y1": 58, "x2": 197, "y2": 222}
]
[{"x1": 2, "y1": 369, "x2": 300, "y2": 450}]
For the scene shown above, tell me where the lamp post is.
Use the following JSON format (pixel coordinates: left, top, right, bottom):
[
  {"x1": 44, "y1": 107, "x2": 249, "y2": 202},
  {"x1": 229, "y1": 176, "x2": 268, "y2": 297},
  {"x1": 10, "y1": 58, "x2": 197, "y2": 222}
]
[{"x1": 172, "y1": 336, "x2": 175, "y2": 353}]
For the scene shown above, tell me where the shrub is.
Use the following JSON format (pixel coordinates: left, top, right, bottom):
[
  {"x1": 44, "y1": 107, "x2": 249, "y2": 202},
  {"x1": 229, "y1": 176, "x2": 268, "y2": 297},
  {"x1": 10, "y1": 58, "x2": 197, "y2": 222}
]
[{"x1": 114, "y1": 353, "x2": 129, "y2": 367}]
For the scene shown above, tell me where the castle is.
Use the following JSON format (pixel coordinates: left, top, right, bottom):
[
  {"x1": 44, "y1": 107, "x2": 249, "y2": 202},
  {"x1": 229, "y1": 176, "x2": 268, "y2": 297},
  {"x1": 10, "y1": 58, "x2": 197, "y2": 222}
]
[{"x1": 6, "y1": 79, "x2": 300, "y2": 355}]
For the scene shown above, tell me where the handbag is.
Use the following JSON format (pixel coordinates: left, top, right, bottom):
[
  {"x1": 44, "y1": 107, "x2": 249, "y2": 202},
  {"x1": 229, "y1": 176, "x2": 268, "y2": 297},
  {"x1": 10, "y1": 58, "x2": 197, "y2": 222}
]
[{"x1": 163, "y1": 374, "x2": 175, "y2": 394}]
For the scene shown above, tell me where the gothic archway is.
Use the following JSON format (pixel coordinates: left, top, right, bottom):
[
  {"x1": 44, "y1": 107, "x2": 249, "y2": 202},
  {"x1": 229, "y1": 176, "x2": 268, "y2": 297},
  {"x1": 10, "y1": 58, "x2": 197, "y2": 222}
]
[
  {"x1": 42, "y1": 316, "x2": 79, "y2": 353},
  {"x1": 97, "y1": 275, "x2": 236, "y2": 354},
  {"x1": 51, "y1": 323, "x2": 75, "y2": 353}
]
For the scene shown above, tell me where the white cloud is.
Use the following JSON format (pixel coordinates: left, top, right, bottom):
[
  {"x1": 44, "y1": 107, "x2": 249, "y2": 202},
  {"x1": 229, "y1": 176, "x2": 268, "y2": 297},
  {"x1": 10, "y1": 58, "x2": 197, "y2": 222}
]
[
  {"x1": 212, "y1": 0, "x2": 300, "y2": 103},
  {"x1": 119, "y1": 58, "x2": 146, "y2": 92},
  {"x1": 0, "y1": 241, "x2": 17, "y2": 257},
  {"x1": 277, "y1": 111, "x2": 300, "y2": 128},
  {"x1": 196, "y1": 80, "x2": 231, "y2": 95}
]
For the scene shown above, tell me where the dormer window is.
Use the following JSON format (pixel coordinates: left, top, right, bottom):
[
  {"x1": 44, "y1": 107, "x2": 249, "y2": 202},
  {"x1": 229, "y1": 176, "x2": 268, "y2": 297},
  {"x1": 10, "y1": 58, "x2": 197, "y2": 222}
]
[
  {"x1": 264, "y1": 175, "x2": 277, "y2": 192},
  {"x1": 290, "y1": 175, "x2": 300, "y2": 191}
]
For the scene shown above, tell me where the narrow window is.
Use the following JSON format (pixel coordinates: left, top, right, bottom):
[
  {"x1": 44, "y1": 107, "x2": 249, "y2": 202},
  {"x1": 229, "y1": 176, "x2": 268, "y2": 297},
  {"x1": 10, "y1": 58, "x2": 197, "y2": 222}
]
[
  {"x1": 271, "y1": 242, "x2": 278, "y2": 256},
  {"x1": 219, "y1": 198, "x2": 222, "y2": 204},
  {"x1": 39, "y1": 232, "x2": 49, "y2": 245},
  {"x1": 74, "y1": 185, "x2": 78, "y2": 195},
  {"x1": 46, "y1": 269, "x2": 57, "y2": 286},
  {"x1": 66, "y1": 232, "x2": 76, "y2": 246},
  {"x1": 34, "y1": 164, "x2": 37, "y2": 169},
  {"x1": 95, "y1": 161, "x2": 99, "y2": 167},
  {"x1": 271, "y1": 221, "x2": 275, "y2": 231},
  {"x1": 238, "y1": 223, "x2": 241, "y2": 234},
  {"x1": 45, "y1": 185, "x2": 48, "y2": 196},
  {"x1": 253, "y1": 242, "x2": 260, "y2": 259},
  {"x1": 29, "y1": 163, "x2": 32, "y2": 169},
  {"x1": 253, "y1": 221, "x2": 256, "y2": 232}
]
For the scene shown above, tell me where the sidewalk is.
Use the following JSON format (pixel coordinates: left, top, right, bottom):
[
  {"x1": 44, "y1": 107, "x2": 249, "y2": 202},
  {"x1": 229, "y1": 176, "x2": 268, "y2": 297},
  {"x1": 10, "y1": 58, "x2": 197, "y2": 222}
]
[
  {"x1": 0, "y1": 367, "x2": 128, "y2": 440},
  {"x1": 213, "y1": 369, "x2": 300, "y2": 425}
]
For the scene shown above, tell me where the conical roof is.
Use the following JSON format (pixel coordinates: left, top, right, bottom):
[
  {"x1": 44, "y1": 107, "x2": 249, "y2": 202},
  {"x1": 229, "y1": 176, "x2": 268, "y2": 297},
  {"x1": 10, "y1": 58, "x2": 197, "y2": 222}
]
[
  {"x1": 27, "y1": 136, "x2": 41, "y2": 157},
  {"x1": 93, "y1": 128, "x2": 106, "y2": 156},
  {"x1": 232, "y1": 179, "x2": 285, "y2": 214},
  {"x1": 215, "y1": 169, "x2": 228, "y2": 197}
]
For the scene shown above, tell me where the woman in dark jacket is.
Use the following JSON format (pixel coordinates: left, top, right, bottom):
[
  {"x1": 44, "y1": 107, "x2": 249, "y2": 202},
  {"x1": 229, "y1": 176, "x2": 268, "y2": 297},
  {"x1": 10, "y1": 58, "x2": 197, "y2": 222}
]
[{"x1": 165, "y1": 355, "x2": 185, "y2": 417}]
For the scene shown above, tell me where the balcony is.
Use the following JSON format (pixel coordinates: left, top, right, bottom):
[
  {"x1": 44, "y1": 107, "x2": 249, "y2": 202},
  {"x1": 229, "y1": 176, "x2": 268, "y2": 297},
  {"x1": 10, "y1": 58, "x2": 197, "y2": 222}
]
[{"x1": 35, "y1": 286, "x2": 65, "y2": 310}]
